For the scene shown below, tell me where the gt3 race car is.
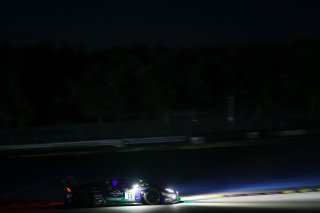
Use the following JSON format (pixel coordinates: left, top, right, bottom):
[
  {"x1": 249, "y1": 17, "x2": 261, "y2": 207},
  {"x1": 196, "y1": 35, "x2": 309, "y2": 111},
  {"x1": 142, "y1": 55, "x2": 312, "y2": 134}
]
[{"x1": 64, "y1": 178, "x2": 180, "y2": 207}]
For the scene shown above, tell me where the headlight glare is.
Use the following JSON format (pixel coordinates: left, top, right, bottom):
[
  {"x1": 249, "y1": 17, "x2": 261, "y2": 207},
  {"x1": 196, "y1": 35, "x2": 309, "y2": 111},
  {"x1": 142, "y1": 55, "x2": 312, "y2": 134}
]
[{"x1": 165, "y1": 188, "x2": 174, "y2": 193}]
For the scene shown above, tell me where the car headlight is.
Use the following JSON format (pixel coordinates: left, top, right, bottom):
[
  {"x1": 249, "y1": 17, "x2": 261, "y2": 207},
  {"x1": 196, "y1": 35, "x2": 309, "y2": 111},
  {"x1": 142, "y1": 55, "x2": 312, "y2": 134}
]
[
  {"x1": 132, "y1": 184, "x2": 139, "y2": 189},
  {"x1": 165, "y1": 188, "x2": 175, "y2": 193}
]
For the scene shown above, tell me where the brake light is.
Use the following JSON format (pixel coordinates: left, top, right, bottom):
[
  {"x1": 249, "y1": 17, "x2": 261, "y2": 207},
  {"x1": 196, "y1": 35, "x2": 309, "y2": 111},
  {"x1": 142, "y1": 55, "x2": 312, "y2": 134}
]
[{"x1": 66, "y1": 187, "x2": 72, "y2": 193}]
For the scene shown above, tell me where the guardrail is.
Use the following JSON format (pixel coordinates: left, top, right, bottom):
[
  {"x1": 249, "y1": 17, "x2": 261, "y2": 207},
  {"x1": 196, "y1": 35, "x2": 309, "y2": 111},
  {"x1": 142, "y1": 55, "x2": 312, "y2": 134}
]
[
  {"x1": 0, "y1": 128, "x2": 318, "y2": 152},
  {"x1": 1, "y1": 114, "x2": 318, "y2": 146},
  {"x1": 0, "y1": 136, "x2": 188, "y2": 151}
]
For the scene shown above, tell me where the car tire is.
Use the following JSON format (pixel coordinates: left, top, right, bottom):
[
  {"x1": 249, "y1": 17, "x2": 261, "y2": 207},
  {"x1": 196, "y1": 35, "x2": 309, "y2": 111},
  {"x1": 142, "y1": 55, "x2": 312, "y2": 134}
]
[
  {"x1": 143, "y1": 188, "x2": 162, "y2": 205},
  {"x1": 64, "y1": 196, "x2": 73, "y2": 208}
]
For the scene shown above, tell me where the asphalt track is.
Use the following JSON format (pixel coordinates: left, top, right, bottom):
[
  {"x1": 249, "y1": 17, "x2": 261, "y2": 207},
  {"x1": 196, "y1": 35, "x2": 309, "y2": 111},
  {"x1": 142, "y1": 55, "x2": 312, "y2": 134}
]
[
  {"x1": 2, "y1": 137, "x2": 320, "y2": 200},
  {"x1": 2, "y1": 192, "x2": 320, "y2": 212},
  {"x1": 1, "y1": 136, "x2": 320, "y2": 212}
]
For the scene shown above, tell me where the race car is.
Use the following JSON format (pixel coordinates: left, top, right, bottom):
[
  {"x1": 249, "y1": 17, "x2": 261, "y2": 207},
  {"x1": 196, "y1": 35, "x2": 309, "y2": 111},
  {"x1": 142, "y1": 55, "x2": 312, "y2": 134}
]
[{"x1": 63, "y1": 178, "x2": 180, "y2": 207}]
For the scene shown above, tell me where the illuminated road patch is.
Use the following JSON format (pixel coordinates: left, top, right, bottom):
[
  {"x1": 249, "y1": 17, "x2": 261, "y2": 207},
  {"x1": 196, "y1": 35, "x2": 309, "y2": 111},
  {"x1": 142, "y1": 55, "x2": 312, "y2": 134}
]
[
  {"x1": 181, "y1": 202, "x2": 320, "y2": 211},
  {"x1": 186, "y1": 191, "x2": 320, "y2": 203}
]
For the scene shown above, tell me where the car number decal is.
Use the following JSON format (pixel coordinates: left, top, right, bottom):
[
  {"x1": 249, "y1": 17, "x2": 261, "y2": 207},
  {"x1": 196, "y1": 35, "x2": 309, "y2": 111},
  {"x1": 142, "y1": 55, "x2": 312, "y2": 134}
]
[{"x1": 125, "y1": 192, "x2": 135, "y2": 201}]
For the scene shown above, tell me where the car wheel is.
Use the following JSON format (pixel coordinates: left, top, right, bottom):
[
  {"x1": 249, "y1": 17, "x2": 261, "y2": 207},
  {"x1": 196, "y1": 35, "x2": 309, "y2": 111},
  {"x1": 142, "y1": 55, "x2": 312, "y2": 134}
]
[
  {"x1": 143, "y1": 188, "x2": 162, "y2": 205},
  {"x1": 64, "y1": 196, "x2": 73, "y2": 208}
]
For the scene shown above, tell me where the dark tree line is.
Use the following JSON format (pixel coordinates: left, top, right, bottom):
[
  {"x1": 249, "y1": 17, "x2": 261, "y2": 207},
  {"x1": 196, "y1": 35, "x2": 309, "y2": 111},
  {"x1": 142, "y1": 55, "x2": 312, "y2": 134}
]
[{"x1": 0, "y1": 38, "x2": 320, "y2": 128}]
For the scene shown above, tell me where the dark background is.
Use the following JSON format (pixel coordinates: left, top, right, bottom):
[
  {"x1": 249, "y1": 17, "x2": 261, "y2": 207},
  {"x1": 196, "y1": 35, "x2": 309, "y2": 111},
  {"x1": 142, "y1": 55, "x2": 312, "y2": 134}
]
[
  {"x1": 1, "y1": 39, "x2": 320, "y2": 128},
  {"x1": 1, "y1": 0, "x2": 320, "y2": 50},
  {"x1": 1, "y1": 0, "x2": 320, "y2": 129},
  {"x1": 1, "y1": 1, "x2": 320, "y2": 209}
]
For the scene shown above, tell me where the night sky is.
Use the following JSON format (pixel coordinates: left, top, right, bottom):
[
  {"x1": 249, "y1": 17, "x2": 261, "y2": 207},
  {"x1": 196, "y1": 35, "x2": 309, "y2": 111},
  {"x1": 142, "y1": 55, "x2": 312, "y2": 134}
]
[{"x1": 0, "y1": 0, "x2": 319, "y2": 51}]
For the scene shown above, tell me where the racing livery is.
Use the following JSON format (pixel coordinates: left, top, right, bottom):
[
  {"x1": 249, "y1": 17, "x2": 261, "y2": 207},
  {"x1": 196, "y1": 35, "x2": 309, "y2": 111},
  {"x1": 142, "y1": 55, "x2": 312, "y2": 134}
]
[{"x1": 63, "y1": 178, "x2": 180, "y2": 207}]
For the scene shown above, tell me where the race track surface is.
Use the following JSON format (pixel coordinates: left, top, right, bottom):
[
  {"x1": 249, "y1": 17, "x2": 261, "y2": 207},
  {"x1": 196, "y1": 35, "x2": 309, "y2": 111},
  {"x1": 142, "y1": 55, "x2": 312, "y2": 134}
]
[
  {"x1": 2, "y1": 192, "x2": 320, "y2": 213},
  {"x1": 1, "y1": 137, "x2": 320, "y2": 213}
]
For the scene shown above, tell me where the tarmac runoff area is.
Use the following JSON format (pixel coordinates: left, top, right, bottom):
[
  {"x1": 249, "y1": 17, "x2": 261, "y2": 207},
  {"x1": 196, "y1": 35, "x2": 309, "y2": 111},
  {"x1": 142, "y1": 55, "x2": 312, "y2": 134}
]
[{"x1": 1, "y1": 189, "x2": 320, "y2": 212}]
